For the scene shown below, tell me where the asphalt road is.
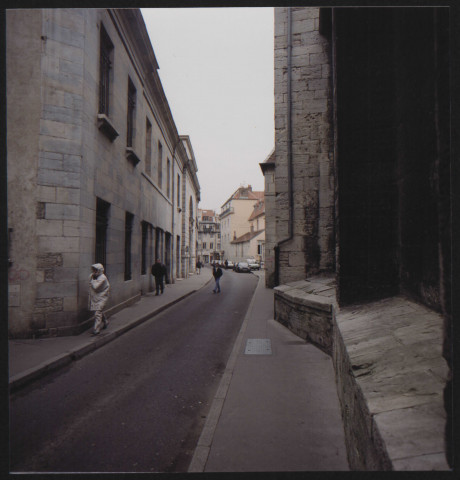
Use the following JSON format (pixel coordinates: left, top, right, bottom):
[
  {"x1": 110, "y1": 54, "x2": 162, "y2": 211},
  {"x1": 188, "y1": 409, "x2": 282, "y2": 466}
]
[{"x1": 9, "y1": 268, "x2": 258, "y2": 473}]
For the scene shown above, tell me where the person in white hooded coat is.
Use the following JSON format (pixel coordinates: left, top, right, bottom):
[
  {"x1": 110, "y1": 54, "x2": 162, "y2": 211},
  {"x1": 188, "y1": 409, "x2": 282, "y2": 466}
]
[{"x1": 89, "y1": 263, "x2": 110, "y2": 334}]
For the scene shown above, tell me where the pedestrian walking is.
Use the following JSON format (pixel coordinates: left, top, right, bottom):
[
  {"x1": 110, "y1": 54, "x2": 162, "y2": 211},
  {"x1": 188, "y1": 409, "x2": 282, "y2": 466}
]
[
  {"x1": 196, "y1": 260, "x2": 201, "y2": 275},
  {"x1": 224, "y1": 259, "x2": 228, "y2": 269},
  {"x1": 212, "y1": 263, "x2": 223, "y2": 293},
  {"x1": 88, "y1": 263, "x2": 110, "y2": 335},
  {"x1": 151, "y1": 258, "x2": 167, "y2": 295}
]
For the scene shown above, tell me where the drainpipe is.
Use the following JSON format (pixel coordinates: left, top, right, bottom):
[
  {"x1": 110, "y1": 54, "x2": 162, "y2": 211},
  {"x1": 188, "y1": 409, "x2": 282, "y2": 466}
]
[{"x1": 274, "y1": 6, "x2": 294, "y2": 286}]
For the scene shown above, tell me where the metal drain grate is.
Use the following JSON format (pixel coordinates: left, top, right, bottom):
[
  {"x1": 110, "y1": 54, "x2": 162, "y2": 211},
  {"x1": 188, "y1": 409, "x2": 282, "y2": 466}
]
[{"x1": 244, "y1": 338, "x2": 272, "y2": 355}]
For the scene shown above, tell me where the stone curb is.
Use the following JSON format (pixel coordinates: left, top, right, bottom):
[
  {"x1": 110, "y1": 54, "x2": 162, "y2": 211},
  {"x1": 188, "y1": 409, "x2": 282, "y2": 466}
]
[
  {"x1": 188, "y1": 273, "x2": 261, "y2": 473},
  {"x1": 9, "y1": 277, "x2": 212, "y2": 393}
]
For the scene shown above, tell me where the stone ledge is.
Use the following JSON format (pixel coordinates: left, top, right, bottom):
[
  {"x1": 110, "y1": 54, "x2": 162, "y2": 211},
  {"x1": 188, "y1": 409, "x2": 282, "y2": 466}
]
[{"x1": 274, "y1": 277, "x2": 449, "y2": 471}]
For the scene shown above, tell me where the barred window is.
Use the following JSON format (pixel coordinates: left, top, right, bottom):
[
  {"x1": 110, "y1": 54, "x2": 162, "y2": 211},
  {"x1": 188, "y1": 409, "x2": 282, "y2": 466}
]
[
  {"x1": 141, "y1": 221, "x2": 149, "y2": 275},
  {"x1": 99, "y1": 25, "x2": 113, "y2": 115},
  {"x1": 124, "y1": 212, "x2": 134, "y2": 281},
  {"x1": 177, "y1": 174, "x2": 181, "y2": 206},
  {"x1": 95, "y1": 198, "x2": 110, "y2": 268},
  {"x1": 158, "y1": 142, "x2": 163, "y2": 188},
  {"x1": 127, "y1": 77, "x2": 136, "y2": 148},
  {"x1": 145, "y1": 118, "x2": 152, "y2": 176},
  {"x1": 167, "y1": 158, "x2": 171, "y2": 198}
]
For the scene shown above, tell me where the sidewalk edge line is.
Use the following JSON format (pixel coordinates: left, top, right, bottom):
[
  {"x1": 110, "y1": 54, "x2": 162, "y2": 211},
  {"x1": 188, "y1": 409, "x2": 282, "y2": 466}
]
[
  {"x1": 9, "y1": 277, "x2": 213, "y2": 392},
  {"x1": 188, "y1": 273, "x2": 261, "y2": 473}
]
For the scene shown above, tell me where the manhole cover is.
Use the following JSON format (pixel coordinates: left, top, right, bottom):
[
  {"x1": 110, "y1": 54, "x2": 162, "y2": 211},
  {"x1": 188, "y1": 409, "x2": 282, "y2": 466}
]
[{"x1": 244, "y1": 338, "x2": 272, "y2": 355}]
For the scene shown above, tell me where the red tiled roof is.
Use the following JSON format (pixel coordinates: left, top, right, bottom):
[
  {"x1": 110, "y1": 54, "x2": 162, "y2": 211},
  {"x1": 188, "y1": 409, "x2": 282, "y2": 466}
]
[
  {"x1": 231, "y1": 229, "x2": 265, "y2": 244},
  {"x1": 199, "y1": 209, "x2": 215, "y2": 217},
  {"x1": 248, "y1": 199, "x2": 265, "y2": 221},
  {"x1": 222, "y1": 185, "x2": 264, "y2": 206}
]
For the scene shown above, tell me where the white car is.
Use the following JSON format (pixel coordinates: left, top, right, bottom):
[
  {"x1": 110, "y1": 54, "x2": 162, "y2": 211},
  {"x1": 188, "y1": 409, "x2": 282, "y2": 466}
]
[
  {"x1": 225, "y1": 260, "x2": 234, "y2": 269},
  {"x1": 246, "y1": 259, "x2": 260, "y2": 271},
  {"x1": 235, "y1": 262, "x2": 251, "y2": 273}
]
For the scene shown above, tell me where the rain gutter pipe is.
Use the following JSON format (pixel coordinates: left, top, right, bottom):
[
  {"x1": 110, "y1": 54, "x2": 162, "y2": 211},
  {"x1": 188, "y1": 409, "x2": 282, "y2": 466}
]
[{"x1": 274, "y1": 6, "x2": 294, "y2": 286}]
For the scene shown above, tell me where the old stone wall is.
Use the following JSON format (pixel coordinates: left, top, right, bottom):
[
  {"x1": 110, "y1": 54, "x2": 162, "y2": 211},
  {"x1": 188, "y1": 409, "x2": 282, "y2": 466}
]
[
  {"x1": 262, "y1": 163, "x2": 276, "y2": 287},
  {"x1": 7, "y1": 10, "x2": 43, "y2": 336},
  {"x1": 7, "y1": 9, "x2": 199, "y2": 337},
  {"x1": 274, "y1": 280, "x2": 334, "y2": 355},
  {"x1": 274, "y1": 280, "x2": 449, "y2": 470},
  {"x1": 274, "y1": 7, "x2": 335, "y2": 285}
]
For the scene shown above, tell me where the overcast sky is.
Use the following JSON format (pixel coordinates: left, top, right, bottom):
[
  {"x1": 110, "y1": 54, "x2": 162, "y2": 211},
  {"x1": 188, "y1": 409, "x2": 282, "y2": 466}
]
[{"x1": 141, "y1": 8, "x2": 274, "y2": 213}]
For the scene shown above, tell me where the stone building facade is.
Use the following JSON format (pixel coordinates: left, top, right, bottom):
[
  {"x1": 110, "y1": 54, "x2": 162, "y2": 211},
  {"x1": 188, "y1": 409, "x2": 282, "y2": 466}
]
[
  {"x1": 259, "y1": 149, "x2": 275, "y2": 280},
  {"x1": 197, "y1": 209, "x2": 221, "y2": 264},
  {"x1": 7, "y1": 9, "x2": 199, "y2": 338},
  {"x1": 267, "y1": 7, "x2": 452, "y2": 470},
  {"x1": 231, "y1": 199, "x2": 265, "y2": 264},
  {"x1": 219, "y1": 185, "x2": 264, "y2": 263}
]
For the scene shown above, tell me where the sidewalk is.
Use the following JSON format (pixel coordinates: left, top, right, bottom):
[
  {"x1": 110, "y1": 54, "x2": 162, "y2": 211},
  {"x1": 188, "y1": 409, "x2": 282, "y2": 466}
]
[
  {"x1": 9, "y1": 268, "x2": 350, "y2": 472},
  {"x1": 189, "y1": 271, "x2": 349, "y2": 472},
  {"x1": 8, "y1": 268, "x2": 213, "y2": 391}
]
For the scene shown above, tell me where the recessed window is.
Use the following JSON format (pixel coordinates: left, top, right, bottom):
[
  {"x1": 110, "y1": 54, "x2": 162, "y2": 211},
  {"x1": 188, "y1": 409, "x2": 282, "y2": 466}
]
[
  {"x1": 99, "y1": 24, "x2": 113, "y2": 116},
  {"x1": 95, "y1": 198, "x2": 110, "y2": 269},
  {"x1": 127, "y1": 77, "x2": 136, "y2": 148},
  {"x1": 177, "y1": 174, "x2": 181, "y2": 206},
  {"x1": 167, "y1": 158, "x2": 171, "y2": 198},
  {"x1": 158, "y1": 142, "x2": 163, "y2": 188},
  {"x1": 141, "y1": 221, "x2": 150, "y2": 275},
  {"x1": 124, "y1": 212, "x2": 134, "y2": 281},
  {"x1": 145, "y1": 118, "x2": 152, "y2": 176}
]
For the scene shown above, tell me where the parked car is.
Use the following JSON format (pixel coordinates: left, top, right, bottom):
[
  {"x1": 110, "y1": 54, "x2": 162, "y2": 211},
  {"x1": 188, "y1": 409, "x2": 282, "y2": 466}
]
[
  {"x1": 246, "y1": 259, "x2": 260, "y2": 270},
  {"x1": 235, "y1": 262, "x2": 251, "y2": 273},
  {"x1": 225, "y1": 260, "x2": 234, "y2": 269}
]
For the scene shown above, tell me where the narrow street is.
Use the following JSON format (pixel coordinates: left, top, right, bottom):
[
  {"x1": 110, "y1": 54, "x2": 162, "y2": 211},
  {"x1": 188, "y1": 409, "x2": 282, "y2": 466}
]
[{"x1": 10, "y1": 267, "x2": 258, "y2": 473}]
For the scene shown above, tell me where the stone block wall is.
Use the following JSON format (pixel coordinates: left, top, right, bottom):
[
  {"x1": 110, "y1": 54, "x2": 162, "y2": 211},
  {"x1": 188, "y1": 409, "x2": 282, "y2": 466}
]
[
  {"x1": 274, "y1": 279, "x2": 449, "y2": 470},
  {"x1": 7, "y1": 10, "x2": 43, "y2": 336},
  {"x1": 274, "y1": 7, "x2": 335, "y2": 286},
  {"x1": 262, "y1": 162, "x2": 276, "y2": 287},
  {"x1": 7, "y1": 9, "x2": 199, "y2": 337},
  {"x1": 275, "y1": 285, "x2": 333, "y2": 355}
]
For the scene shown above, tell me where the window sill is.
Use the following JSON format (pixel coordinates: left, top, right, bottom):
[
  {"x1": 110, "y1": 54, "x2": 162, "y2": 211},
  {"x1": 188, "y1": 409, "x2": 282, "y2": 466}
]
[
  {"x1": 126, "y1": 147, "x2": 141, "y2": 166},
  {"x1": 97, "y1": 114, "x2": 119, "y2": 142}
]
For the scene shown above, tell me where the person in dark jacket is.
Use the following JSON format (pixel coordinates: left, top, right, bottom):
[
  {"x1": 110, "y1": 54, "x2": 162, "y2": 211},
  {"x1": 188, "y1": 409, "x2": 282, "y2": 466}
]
[
  {"x1": 151, "y1": 258, "x2": 167, "y2": 295},
  {"x1": 212, "y1": 264, "x2": 223, "y2": 293}
]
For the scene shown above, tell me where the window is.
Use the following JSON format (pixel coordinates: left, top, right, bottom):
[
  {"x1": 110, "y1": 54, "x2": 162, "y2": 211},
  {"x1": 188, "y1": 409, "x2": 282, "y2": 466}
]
[
  {"x1": 177, "y1": 174, "x2": 181, "y2": 206},
  {"x1": 124, "y1": 212, "x2": 134, "y2": 280},
  {"x1": 202, "y1": 242, "x2": 207, "y2": 249},
  {"x1": 158, "y1": 142, "x2": 163, "y2": 188},
  {"x1": 167, "y1": 158, "x2": 171, "y2": 197},
  {"x1": 141, "y1": 221, "x2": 149, "y2": 275},
  {"x1": 176, "y1": 235, "x2": 181, "y2": 277},
  {"x1": 127, "y1": 77, "x2": 136, "y2": 148},
  {"x1": 145, "y1": 118, "x2": 152, "y2": 176},
  {"x1": 99, "y1": 24, "x2": 113, "y2": 115},
  {"x1": 95, "y1": 198, "x2": 110, "y2": 268},
  {"x1": 210, "y1": 243, "x2": 214, "y2": 249}
]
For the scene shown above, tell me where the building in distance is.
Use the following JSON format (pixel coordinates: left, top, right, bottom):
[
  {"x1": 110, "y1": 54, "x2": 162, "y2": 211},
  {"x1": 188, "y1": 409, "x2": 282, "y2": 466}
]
[{"x1": 197, "y1": 209, "x2": 221, "y2": 264}]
